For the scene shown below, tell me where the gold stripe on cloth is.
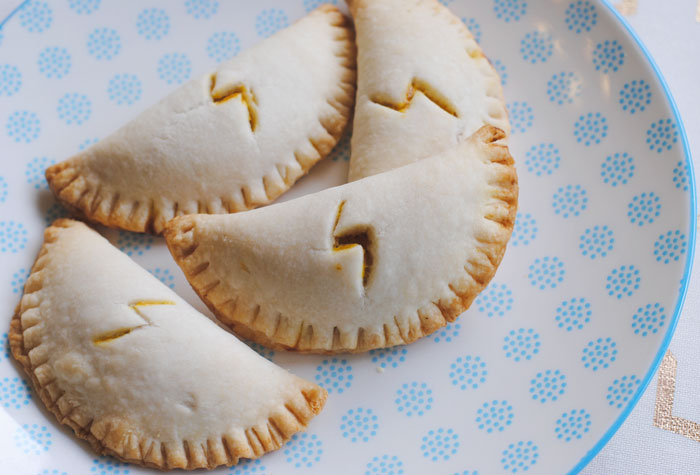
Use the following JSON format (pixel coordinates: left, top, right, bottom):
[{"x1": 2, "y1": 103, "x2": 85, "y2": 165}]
[
  {"x1": 616, "y1": 0, "x2": 638, "y2": 16},
  {"x1": 654, "y1": 351, "x2": 700, "y2": 442}
]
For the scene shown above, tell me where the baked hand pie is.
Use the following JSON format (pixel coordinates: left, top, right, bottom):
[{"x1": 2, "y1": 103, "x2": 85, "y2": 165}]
[
  {"x1": 165, "y1": 126, "x2": 517, "y2": 353},
  {"x1": 347, "y1": 0, "x2": 509, "y2": 181},
  {"x1": 46, "y1": 5, "x2": 356, "y2": 234},
  {"x1": 9, "y1": 219, "x2": 326, "y2": 470}
]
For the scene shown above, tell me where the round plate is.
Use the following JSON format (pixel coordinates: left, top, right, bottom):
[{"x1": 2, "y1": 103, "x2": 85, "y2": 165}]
[{"x1": 0, "y1": 0, "x2": 694, "y2": 474}]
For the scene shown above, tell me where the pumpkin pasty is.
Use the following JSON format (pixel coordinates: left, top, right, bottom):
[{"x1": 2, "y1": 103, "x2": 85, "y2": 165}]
[
  {"x1": 347, "y1": 0, "x2": 509, "y2": 181},
  {"x1": 165, "y1": 126, "x2": 517, "y2": 353},
  {"x1": 46, "y1": 5, "x2": 356, "y2": 234},
  {"x1": 9, "y1": 219, "x2": 326, "y2": 470}
]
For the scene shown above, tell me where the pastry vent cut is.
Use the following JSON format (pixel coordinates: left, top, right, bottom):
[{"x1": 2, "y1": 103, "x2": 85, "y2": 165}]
[
  {"x1": 370, "y1": 77, "x2": 459, "y2": 118},
  {"x1": 332, "y1": 201, "x2": 374, "y2": 287},
  {"x1": 210, "y1": 73, "x2": 258, "y2": 132},
  {"x1": 93, "y1": 301, "x2": 175, "y2": 345}
]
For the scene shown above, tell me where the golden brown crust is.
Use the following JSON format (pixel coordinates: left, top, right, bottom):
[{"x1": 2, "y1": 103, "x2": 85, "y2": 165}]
[
  {"x1": 166, "y1": 126, "x2": 517, "y2": 354},
  {"x1": 45, "y1": 7, "x2": 357, "y2": 235},
  {"x1": 9, "y1": 219, "x2": 327, "y2": 470}
]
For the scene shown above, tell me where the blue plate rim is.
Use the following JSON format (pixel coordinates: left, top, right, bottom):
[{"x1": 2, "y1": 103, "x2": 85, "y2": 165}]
[
  {"x1": 1, "y1": 1, "x2": 696, "y2": 473},
  {"x1": 568, "y1": 1, "x2": 697, "y2": 473}
]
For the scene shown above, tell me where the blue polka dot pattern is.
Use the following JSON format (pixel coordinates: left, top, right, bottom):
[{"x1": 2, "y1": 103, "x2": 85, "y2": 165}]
[
  {"x1": 395, "y1": 382, "x2": 433, "y2": 417},
  {"x1": 365, "y1": 454, "x2": 404, "y2": 475},
  {"x1": 547, "y1": 72, "x2": 581, "y2": 105},
  {"x1": 579, "y1": 225, "x2": 614, "y2": 259},
  {"x1": 503, "y1": 328, "x2": 540, "y2": 361},
  {"x1": 601, "y1": 152, "x2": 634, "y2": 187},
  {"x1": 304, "y1": 0, "x2": 339, "y2": 12},
  {"x1": 68, "y1": 0, "x2": 101, "y2": 15},
  {"x1": 493, "y1": 0, "x2": 527, "y2": 22},
  {"x1": 315, "y1": 358, "x2": 353, "y2": 394},
  {"x1": 0, "y1": 64, "x2": 22, "y2": 97},
  {"x1": 341, "y1": 407, "x2": 378, "y2": 442},
  {"x1": 207, "y1": 32, "x2": 241, "y2": 62},
  {"x1": 606, "y1": 265, "x2": 641, "y2": 299},
  {"x1": 87, "y1": 28, "x2": 122, "y2": 60},
  {"x1": 256, "y1": 9, "x2": 289, "y2": 38},
  {"x1": 137, "y1": 8, "x2": 170, "y2": 40},
  {"x1": 185, "y1": 0, "x2": 219, "y2": 19},
  {"x1": 19, "y1": 1, "x2": 53, "y2": 33},
  {"x1": 475, "y1": 282, "x2": 514, "y2": 317},
  {"x1": 108, "y1": 74, "x2": 142, "y2": 105},
  {"x1": 632, "y1": 303, "x2": 666, "y2": 337},
  {"x1": 493, "y1": 59, "x2": 508, "y2": 86},
  {"x1": 556, "y1": 298, "x2": 591, "y2": 331},
  {"x1": 530, "y1": 369, "x2": 567, "y2": 403},
  {"x1": 565, "y1": 0, "x2": 597, "y2": 33},
  {"x1": 90, "y1": 456, "x2": 130, "y2": 474},
  {"x1": 38, "y1": 47, "x2": 71, "y2": 79},
  {"x1": 26, "y1": 157, "x2": 55, "y2": 189},
  {"x1": 507, "y1": 101, "x2": 533, "y2": 134},
  {"x1": 646, "y1": 118, "x2": 678, "y2": 153},
  {"x1": 57, "y1": 92, "x2": 92, "y2": 125},
  {"x1": 673, "y1": 160, "x2": 690, "y2": 191},
  {"x1": 79, "y1": 137, "x2": 99, "y2": 150},
  {"x1": 370, "y1": 347, "x2": 407, "y2": 369},
  {"x1": 433, "y1": 321, "x2": 461, "y2": 343},
  {"x1": 38, "y1": 469, "x2": 68, "y2": 475},
  {"x1": 6, "y1": 110, "x2": 41, "y2": 143},
  {"x1": 525, "y1": 143, "x2": 559, "y2": 176},
  {"x1": 157, "y1": 53, "x2": 192, "y2": 85},
  {"x1": 555, "y1": 409, "x2": 591, "y2": 441},
  {"x1": 149, "y1": 267, "x2": 175, "y2": 289},
  {"x1": 476, "y1": 400, "x2": 514, "y2": 433},
  {"x1": 1, "y1": 332, "x2": 8, "y2": 361},
  {"x1": 528, "y1": 256, "x2": 565, "y2": 289},
  {"x1": 228, "y1": 458, "x2": 265, "y2": 475},
  {"x1": 581, "y1": 337, "x2": 617, "y2": 371},
  {"x1": 574, "y1": 112, "x2": 608, "y2": 146},
  {"x1": 44, "y1": 202, "x2": 70, "y2": 226},
  {"x1": 627, "y1": 192, "x2": 661, "y2": 226},
  {"x1": 593, "y1": 40, "x2": 625, "y2": 73},
  {"x1": 0, "y1": 377, "x2": 31, "y2": 409},
  {"x1": 552, "y1": 184, "x2": 588, "y2": 218},
  {"x1": 14, "y1": 424, "x2": 51, "y2": 455},
  {"x1": 450, "y1": 355, "x2": 487, "y2": 390},
  {"x1": 501, "y1": 440, "x2": 539, "y2": 472},
  {"x1": 511, "y1": 212, "x2": 537, "y2": 246},
  {"x1": 11, "y1": 268, "x2": 29, "y2": 294},
  {"x1": 0, "y1": 221, "x2": 29, "y2": 253},
  {"x1": 606, "y1": 375, "x2": 640, "y2": 409},
  {"x1": 284, "y1": 433, "x2": 323, "y2": 469},
  {"x1": 654, "y1": 230, "x2": 687, "y2": 264},
  {"x1": 421, "y1": 428, "x2": 459, "y2": 462},
  {"x1": 619, "y1": 80, "x2": 651, "y2": 114},
  {"x1": 463, "y1": 17, "x2": 482, "y2": 43},
  {"x1": 520, "y1": 32, "x2": 553, "y2": 64},
  {"x1": 330, "y1": 133, "x2": 351, "y2": 162},
  {"x1": 245, "y1": 340, "x2": 275, "y2": 362},
  {"x1": 116, "y1": 231, "x2": 153, "y2": 256},
  {"x1": 0, "y1": 176, "x2": 7, "y2": 203}
]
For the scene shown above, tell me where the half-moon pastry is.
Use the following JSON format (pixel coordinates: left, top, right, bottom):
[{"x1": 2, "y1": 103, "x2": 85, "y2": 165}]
[
  {"x1": 165, "y1": 126, "x2": 517, "y2": 353},
  {"x1": 46, "y1": 5, "x2": 356, "y2": 234},
  {"x1": 347, "y1": 0, "x2": 509, "y2": 181},
  {"x1": 9, "y1": 219, "x2": 326, "y2": 469}
]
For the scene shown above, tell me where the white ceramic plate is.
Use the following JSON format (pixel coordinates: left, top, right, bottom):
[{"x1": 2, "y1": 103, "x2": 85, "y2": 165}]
[{"x1": 0, "y1": 0, "x2": 694, "y2": 474}]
